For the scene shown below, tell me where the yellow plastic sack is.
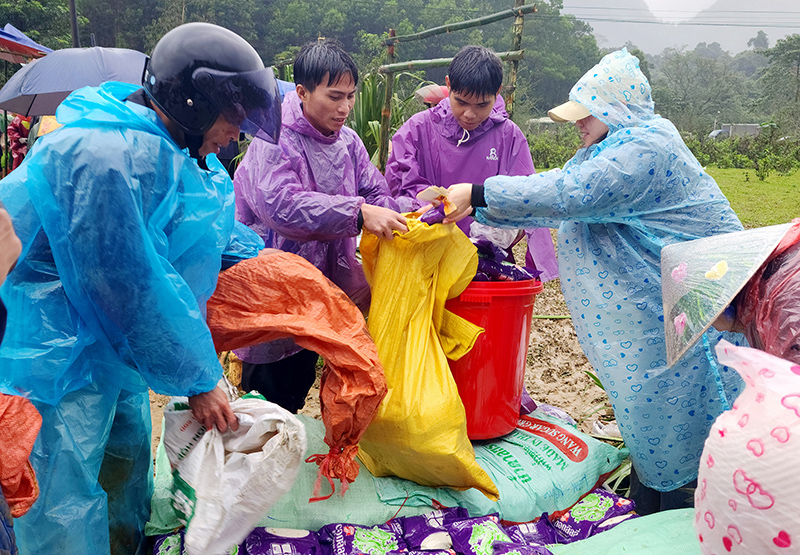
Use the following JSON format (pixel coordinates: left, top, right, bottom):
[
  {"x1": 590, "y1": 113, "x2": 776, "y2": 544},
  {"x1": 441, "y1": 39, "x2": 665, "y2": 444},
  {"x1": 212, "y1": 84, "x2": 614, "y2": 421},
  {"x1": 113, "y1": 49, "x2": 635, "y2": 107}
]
[{"x1": 358, "y1": 218, "x2": 499, "y2": 500}]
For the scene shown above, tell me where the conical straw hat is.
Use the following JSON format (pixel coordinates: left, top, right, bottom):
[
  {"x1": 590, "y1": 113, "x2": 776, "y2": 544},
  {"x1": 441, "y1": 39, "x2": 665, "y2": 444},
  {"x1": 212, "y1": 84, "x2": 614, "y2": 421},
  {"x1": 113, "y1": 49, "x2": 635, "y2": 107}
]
[{"x1": 661, "y1": 223, "x2": 793, "y2": 366}]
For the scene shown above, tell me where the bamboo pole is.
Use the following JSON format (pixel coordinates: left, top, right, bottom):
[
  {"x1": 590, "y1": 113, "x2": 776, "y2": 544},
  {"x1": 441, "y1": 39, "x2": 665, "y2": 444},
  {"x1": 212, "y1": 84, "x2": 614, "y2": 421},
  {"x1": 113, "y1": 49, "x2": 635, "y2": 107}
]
[
  {"x1": 505, "y1": 0, "x2": 530, "y2": 118},
  {"x1": 377, "y1": 29, "x2": 396, "y2": 172},
  {"x1": 382, "y1": 4, "x2": 536, "y2": 46},
  {"x1": 378, "y1": 50, "x2": 523, "y2": 74}
]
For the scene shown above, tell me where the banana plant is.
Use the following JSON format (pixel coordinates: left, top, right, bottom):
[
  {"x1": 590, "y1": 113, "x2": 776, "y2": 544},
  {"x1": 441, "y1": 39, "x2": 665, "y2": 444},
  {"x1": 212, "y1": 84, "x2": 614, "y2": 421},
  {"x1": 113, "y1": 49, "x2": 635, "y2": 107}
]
[{"x1": 348, "y1": 72, "x2": 432, "y2": 166}]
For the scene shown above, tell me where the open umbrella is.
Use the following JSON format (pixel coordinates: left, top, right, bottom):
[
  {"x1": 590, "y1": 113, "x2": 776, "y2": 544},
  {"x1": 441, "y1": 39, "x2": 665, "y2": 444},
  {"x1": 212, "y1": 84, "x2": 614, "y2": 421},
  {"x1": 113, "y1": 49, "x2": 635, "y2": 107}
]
[
  {"x1": 661, "y1": 222, "x2": 794, "y2": 366},
  {"x1": 0, "y1": 23, "x2": 51, "y2": 64},
  {"x1": 0, "y1": 46, "x2": 147, "y2": 116}
]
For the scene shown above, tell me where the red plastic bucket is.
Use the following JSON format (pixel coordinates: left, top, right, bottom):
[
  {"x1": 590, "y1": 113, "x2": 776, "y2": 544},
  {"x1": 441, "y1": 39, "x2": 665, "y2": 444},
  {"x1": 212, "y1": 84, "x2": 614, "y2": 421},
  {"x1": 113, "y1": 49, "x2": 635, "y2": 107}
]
[{"x1": 445, "y1": 279, "x2": 543, "y2": 440}]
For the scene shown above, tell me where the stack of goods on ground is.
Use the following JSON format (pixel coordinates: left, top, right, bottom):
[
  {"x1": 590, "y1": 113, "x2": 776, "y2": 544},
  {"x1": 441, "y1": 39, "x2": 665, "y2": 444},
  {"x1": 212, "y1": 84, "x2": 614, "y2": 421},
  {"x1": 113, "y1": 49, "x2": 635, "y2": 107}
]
[
  {"x1": 147, "y1": 407, "x2": 629, "y2": 554},
  {"x1": 152, "y1": 488, "x2": 640, "y2": 554}
]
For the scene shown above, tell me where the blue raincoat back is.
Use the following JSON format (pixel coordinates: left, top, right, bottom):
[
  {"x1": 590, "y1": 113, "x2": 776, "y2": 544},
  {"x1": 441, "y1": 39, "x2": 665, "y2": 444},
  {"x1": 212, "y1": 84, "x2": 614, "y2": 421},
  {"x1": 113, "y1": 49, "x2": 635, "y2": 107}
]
[
  {"x1": 0, "y1": 82, "x2": 238, "y2": 405},
  {"x1": 476, "y1": 50, "x2": 744, "y2": 491}
]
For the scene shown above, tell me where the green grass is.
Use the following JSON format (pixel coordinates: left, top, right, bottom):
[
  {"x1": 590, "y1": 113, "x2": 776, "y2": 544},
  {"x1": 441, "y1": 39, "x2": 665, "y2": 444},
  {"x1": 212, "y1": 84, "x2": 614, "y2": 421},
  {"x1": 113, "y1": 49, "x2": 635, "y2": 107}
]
[{"x1": 706, "y1": 166, "x2": 800, "y2": 228}]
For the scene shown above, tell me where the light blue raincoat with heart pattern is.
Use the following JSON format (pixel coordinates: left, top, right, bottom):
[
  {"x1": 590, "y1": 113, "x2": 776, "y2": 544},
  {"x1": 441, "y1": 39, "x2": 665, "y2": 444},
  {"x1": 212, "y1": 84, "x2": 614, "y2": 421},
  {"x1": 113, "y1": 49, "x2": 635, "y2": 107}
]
[{"x1": 475, "y1": 49, "x2": 744, "y2": 491}]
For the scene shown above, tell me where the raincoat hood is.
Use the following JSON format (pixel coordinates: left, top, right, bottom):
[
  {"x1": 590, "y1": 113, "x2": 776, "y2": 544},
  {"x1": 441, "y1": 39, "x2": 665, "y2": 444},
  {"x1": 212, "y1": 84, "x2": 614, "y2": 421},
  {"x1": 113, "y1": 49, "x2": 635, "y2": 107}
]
[
  {"x1": 569, "y1": 48, "x2": 655, "y2": 133},
  {"x1": 430, "y1": 94, "x2": 509, "y2": 145},
  {"x1": 282, "y1": 90, "x2": 340, "y2": 145}
]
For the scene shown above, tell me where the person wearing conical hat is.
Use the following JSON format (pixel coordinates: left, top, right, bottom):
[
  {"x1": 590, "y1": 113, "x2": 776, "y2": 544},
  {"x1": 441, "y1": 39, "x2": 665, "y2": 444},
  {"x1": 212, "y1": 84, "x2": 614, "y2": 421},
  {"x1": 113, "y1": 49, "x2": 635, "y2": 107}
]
[{"x1": 662, "y1": 220, "x2": 800, "y2": 366}]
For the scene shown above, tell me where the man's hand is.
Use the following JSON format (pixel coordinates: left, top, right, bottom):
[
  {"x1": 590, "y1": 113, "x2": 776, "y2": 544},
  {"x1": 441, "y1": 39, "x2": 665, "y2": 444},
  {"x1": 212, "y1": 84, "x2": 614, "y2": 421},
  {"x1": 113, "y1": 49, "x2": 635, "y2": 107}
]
[
  {"x1": 0, "y1": 208, "x2": 21, "y2": 286},
  {"x1": 188, "y1": 386, "x2": 239, "y2": 433},
  {"x1": 442, "y1": 183, "x2": 474, "y2": 224},
  {"x1": 258, "y1": 247, "x2": 283, "y2": 257},
  {"x1": 361, "y1": 203, "x2": 408, "y2": 240}
]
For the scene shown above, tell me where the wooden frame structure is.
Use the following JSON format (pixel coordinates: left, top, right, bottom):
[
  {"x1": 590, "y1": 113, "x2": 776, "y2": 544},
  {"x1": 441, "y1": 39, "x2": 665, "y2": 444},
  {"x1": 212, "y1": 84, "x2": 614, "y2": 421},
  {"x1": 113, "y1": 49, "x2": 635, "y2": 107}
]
[{"x1": 376, "y1": 2, "x2": 536, "y2": 170}]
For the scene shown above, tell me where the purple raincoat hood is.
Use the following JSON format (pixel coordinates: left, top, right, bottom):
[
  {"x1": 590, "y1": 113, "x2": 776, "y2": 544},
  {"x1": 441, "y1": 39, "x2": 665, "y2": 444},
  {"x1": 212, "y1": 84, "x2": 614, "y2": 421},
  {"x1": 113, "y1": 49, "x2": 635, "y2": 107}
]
[{"x1": 282, "y1": 90, "x2": 341, "y2": 145}]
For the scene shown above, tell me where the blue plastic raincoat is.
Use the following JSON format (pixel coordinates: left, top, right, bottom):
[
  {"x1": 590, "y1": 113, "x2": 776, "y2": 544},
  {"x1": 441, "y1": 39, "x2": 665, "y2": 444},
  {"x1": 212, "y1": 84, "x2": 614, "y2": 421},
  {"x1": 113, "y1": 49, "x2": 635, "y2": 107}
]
[
  {"x1": 475, "y1": 50, "x2": 744, "y2": 491},
  {"x1": 233, "y1": 90, "x2": 415, "y2": 364},
  {"x1": 0, "y1": 82, "x2": 254, "y2": 554}
]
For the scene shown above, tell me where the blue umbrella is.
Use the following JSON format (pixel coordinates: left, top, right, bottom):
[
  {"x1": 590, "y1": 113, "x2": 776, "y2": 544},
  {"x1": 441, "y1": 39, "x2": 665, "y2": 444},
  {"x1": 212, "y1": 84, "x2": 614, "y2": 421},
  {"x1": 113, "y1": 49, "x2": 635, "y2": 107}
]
[
  {"x1": 0, "y1": 46, "x2": 147, "y2": 116},
  {"x1": 0, "y1": 23, "x2": 51, "y2": 64}
]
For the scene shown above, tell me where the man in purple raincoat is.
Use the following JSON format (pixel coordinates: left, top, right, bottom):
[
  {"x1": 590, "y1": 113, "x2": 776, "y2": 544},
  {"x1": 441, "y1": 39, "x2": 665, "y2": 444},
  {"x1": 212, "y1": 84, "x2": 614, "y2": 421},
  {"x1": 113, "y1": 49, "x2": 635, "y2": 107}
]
[
  {"x1": 385, "y1": 46, "x2": 557, "y2": 280},
  {"x1": 234, "y1": 39, "x2": 412, "y2": 412}
]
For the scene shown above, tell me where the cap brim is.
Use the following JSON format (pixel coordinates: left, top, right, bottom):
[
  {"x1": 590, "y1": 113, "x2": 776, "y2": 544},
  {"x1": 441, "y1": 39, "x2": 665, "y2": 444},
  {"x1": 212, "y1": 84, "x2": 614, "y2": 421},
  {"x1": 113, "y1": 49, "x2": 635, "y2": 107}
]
[{"x1": 548, "y1": 100, "x2": 590, "y2": 123}]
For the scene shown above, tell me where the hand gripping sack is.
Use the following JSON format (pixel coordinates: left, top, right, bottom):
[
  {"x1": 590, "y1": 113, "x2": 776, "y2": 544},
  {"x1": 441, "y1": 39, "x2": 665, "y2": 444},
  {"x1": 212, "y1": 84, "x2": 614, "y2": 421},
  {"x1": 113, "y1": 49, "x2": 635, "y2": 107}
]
[
  {"x1": 163, "y1": 395, "x2": 306, "y2": 555},
  {"x1": 358, "y1": 219, "x2": 498, "y2": 499},
  {"x1": 695, "y1": 340, "x2": 800, "y2": 553},
  {"x1": 207, "y1": 253, "x2": 387, "y2": 499}
]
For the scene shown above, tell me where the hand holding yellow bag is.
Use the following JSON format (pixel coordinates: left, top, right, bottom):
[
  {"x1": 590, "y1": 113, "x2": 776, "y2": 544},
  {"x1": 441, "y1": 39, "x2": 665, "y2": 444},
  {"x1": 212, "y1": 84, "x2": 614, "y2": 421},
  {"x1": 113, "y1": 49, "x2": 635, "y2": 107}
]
[{"x1": 358, "y1": 218, "x2": 498, "y2": 499}]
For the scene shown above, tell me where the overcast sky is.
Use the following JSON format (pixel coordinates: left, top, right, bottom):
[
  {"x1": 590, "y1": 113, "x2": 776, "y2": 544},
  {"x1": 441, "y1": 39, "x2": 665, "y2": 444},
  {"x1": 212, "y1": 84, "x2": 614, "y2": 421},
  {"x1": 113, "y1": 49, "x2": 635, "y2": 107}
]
[
  {"x1": 641, "y1": 0, "x2": 718, "y2": 23},
  {"x1": 561, "y1": 0, "x2": 798, "y2": 53}
]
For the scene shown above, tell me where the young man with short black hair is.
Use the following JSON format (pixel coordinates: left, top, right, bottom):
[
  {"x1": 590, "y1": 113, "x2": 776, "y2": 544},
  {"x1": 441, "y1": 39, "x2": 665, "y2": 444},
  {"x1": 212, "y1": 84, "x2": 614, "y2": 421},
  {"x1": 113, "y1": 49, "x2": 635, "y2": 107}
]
[
  {"x1": 385, "y1": 45, "x2": 557, "y2": 278},
  {"x1": 234, "y1": 39, "x2": 413, "y2": 412}
]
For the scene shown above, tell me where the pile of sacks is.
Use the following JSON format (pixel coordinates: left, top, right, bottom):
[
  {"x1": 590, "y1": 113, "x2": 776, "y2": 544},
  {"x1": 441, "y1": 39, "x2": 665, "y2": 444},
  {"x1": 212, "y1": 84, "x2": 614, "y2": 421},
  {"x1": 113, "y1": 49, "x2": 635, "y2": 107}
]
[{"x1": 152, "y1": 489, "x2": 639, "y2": 555}]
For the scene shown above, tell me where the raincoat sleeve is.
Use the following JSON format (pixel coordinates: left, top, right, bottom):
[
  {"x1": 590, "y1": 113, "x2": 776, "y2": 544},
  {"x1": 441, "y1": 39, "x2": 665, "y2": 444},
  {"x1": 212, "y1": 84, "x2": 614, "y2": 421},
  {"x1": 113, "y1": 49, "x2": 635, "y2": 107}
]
[
  {"x1": 221, "y1": 221, "x2": 265, "y2": 270},
  {"x1": 477, "y1": 127, "x2": 711, "y2": 229},
  {"x1": 384, "y1": 118, "x2": 434, "y2": 202},
  {"x1": 351, "y1": 131, "x2": 417, "y2": 213},
  {"x1": 32, "y1": 134, "x2": 223, "y2": 397},
  {"x1": 235, "y1": 138, "x2": 365, "y2": 242}
]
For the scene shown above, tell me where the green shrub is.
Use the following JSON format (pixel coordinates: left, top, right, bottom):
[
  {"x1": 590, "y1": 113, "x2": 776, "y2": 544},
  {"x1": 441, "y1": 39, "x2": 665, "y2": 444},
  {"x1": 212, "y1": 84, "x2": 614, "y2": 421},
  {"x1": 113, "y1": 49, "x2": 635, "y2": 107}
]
[
  {"x1": 683, "y1": 123, "x2": 800, "y2": 176},
  {"x1": 528, "y1": 125, "x2": 582, "y2": 169}
]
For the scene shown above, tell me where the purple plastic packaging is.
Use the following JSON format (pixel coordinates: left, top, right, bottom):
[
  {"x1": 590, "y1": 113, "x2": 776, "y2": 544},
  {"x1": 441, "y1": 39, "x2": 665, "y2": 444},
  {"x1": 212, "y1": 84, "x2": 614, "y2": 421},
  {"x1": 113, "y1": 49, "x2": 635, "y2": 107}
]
[
  {"x1": 318, "y1": 522, "x2": 407, "y2": 555},
  {"x1": 445, "y1": 515, "x2": 511, "y2": 555},
  {"x1": 476, "y1": 258, "x2": 540, "y2": 282},
  {"x1": 591, "y1": 512, "x2": 639, "y2": 534},
  {"x1": 492, "y1": 542, "x2": 554, "y2": 555},
  {"x1": 551, "y1": 489, "x2": 636, "y2": 543},
  {"x1": 473, "y1": 240, "x2": 510, "y2": 263},
  {"x1": 440, "y1": 506, "x2": 470, "y2": 525},
  {"x1": 245, "y1": 528, "x2": 324, "y2": 555},
  {"x1": 419, "y1": 204, "x2": 446, "y2": 225},
  {"x1": 399, "y1": 507, "x2": 466, "y2": 550},
  {"x1": 503, "y1": 515, "x2": 559, "y2": 547},
  {"x1": 519, "y1": 389, "x2": 538, "y2": 416},
  {"x1": 153, "y1": 531, "x2": 184, "y2": 554}
]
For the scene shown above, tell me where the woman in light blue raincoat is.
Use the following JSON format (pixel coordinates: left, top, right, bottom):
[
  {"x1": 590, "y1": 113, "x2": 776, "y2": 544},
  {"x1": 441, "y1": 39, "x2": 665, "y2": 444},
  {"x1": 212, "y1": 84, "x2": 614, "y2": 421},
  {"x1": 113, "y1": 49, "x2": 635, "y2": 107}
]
[
  {"x1": 445, "y1": 49, "x2": 744, "y2": 512},
  {"x1": 0, "y1": 23, "x2": 280, "y2": 554}
]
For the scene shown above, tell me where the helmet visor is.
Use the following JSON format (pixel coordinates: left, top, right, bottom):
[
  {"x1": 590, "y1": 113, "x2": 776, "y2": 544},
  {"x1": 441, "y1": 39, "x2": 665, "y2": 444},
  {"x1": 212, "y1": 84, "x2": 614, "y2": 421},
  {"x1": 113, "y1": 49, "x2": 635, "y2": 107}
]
[{"x1": 193, "y1": 66, "x2": 282, "y2": 143}]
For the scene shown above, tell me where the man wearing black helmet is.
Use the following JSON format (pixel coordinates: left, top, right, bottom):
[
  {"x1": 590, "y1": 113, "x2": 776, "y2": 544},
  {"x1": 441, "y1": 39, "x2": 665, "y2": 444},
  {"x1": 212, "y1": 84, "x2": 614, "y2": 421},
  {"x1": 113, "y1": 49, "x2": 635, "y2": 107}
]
[{"x1": 0, "y1": 23, "x2": 281, "y2": 554}]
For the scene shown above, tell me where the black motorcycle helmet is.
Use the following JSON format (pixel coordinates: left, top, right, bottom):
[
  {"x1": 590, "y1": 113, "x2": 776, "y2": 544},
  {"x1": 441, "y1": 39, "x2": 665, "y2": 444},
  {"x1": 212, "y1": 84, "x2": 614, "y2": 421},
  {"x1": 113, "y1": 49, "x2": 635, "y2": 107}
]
[{"x1": 143, "y1": 22, "x2": 281, "y2": 149}]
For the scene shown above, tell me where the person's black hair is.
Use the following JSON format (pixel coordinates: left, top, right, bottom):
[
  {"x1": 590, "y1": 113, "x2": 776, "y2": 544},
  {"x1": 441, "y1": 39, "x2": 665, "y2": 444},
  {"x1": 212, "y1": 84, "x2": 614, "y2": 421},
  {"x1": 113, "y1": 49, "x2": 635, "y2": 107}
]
[
  {"x1": 294, "y1": 39, "x2": 359, "y2": 92},
  {"x1": 447, "y1": 45, "x2": 503, "y2": 98}
]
